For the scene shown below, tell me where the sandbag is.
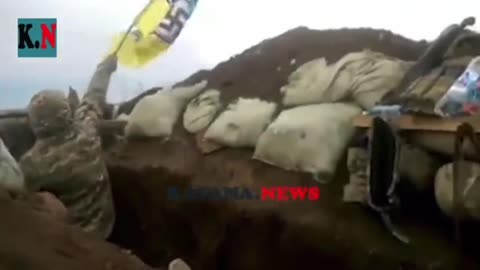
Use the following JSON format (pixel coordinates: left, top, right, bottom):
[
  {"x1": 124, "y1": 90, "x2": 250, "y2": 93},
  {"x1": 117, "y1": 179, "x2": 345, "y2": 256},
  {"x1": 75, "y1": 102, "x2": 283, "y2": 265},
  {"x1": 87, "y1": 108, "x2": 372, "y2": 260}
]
[
  {"x1": 169, "y1": 258, "x2": 191, "y2": 270},
  {"x1": 281, "y1": 50, "x2": 411, "y2": 110},
  {"x1": 125, "y1": 80, "x2": 207, "y2": 138},
  {"x1": 398, "y1": 144, "x2": 441, "y2": 191},
  {"x1": 405, "y1": 130, "x2": 478, "y2": 159},
  {"x1": 183, "y1": 89, "x2": 222, "y2": 133},
  {"x1": 434, "y1": 162, "x2": 480, "y2": 220},
  {"x1": 280, "y1": 58, "x2": 340, "y2": 105},
  {"x1": 204, "y1": 98, "x2": 277, "y2": 147},
  {"x1": 253, "y1": 103, "x2": 362, "y2": 181},
  {"x1": 0, "y1": 137, "x2": 25, "y2": 192},
  {"x1": 117, "y1": 113, "x2": 130, "y2": 121}
]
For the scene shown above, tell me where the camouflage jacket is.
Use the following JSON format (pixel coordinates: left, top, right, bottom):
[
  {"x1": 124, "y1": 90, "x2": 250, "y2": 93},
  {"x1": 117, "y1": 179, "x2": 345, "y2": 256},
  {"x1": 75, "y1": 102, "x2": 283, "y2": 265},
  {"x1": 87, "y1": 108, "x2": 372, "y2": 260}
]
[{"x1": 19, "y1": 57, "x2": 117, "y2": 239}]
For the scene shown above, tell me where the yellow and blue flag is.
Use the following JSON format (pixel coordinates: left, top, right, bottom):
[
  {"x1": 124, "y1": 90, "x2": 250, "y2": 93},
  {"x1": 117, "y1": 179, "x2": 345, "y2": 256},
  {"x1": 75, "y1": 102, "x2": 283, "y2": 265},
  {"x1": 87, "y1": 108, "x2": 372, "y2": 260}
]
[{"x1": 110, "y1": 0, "x2": 198, "y2": 68}]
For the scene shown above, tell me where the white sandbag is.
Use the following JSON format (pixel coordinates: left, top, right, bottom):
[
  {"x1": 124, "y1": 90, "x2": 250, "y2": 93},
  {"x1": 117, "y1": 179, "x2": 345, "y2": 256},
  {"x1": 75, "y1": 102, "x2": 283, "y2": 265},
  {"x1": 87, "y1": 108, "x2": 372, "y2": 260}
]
[
  {"x1": 183, "y1": 89, "x2": 222, "y2": 133},
  {"x1": 125, "y1": 80, "x2": 207, "y2": 138},
  {"x1": 204, "y1": 98, "x2": 277, "y2": 147},
  {"x1": 0, "y1": 137, "x2": 25, "y2": 192},
  {"x1": 116, "y1": 113, "x2": 130, "y2": 121},
  {"x1": 281, "y1": 50, "x2": 411, "y2": 110},
  {"x1": 350, "y1": 57, "x2": 412, "y2": 109},
  {"x1": 169, "y1": 258, "x2": 191, "y2": 270},
  {"x1": 253, "y1": 103, "x2": 362, "y2": 181},
  {"x1": 280, "y1": 58, "x2": 341, "y2": 106},
  {"x1": 398, "y1": 145, "x2": 440, "y2": 191},
  {"x1": 406, "y1": 131, "x2": 478, "y2": 159},
  {"x1": 434, "y1": 162, "x2": 480, "y2": 220}
]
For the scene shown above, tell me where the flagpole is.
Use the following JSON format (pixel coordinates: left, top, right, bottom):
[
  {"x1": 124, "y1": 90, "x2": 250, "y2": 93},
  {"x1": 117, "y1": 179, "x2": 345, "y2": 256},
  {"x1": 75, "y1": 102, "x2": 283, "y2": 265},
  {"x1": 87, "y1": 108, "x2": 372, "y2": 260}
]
[{"x1": 113, "y1": 0, "x2": 154, "y2": 55}]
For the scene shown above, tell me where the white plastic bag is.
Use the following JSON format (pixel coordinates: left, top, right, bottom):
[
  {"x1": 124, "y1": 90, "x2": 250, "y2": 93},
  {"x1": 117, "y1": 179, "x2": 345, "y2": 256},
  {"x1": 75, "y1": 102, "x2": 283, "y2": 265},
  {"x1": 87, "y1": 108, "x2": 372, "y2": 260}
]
[
  {"x1": 435, "y1": 56, "x2": 480, "y2": 116},
  {"x1": 125, "y1": 80, "x2": 207, "y2": 138},
  {"x1": 253, "y1": 103, "x2": 361, "y2": 180},
  {"x1": 183, "y1": 89, "x2": 222, "y2": 133},
  {"x1": 204, "y1": 98, "x2": 277, "y2": 147}
]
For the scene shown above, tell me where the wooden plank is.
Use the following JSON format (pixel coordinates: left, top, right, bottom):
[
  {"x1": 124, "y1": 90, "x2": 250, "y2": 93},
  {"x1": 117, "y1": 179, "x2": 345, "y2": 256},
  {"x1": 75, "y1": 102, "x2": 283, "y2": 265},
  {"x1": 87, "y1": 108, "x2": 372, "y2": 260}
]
[{"x1": 354, "y1": 114, "x2": 480, "y2": 133}]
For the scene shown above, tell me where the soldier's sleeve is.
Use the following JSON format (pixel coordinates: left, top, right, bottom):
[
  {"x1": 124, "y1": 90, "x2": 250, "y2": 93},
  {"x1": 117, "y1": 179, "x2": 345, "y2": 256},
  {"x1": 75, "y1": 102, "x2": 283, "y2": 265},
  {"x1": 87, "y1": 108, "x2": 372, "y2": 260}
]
[
  {"x1": 75, "y1": 55, "x2": 117, "y2": 132},
  {"x1": 19, "y1": 152, "x2": 44, "y2": 192}
]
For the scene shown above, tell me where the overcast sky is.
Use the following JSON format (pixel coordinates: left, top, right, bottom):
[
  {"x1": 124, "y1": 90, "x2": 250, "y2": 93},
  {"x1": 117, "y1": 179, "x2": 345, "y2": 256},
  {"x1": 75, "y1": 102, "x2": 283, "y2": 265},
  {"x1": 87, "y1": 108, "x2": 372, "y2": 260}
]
[{"x1": 1, "y1": 0, "x2": 480, "y2": 108}]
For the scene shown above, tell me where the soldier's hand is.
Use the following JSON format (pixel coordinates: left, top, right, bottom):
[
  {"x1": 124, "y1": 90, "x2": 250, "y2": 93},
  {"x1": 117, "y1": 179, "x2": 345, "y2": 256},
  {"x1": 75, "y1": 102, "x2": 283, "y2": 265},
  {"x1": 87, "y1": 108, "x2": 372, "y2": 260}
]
[{"x1": 100, "y1": 54, "x2": 118, "y2": 72}]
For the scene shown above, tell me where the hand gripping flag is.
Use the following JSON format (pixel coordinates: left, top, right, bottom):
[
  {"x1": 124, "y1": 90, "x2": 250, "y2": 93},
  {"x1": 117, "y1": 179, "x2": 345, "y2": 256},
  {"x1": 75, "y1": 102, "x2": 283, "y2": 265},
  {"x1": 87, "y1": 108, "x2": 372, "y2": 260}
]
[{"x1": 110, "y1": 0, "x2": 198, "y2": 68}]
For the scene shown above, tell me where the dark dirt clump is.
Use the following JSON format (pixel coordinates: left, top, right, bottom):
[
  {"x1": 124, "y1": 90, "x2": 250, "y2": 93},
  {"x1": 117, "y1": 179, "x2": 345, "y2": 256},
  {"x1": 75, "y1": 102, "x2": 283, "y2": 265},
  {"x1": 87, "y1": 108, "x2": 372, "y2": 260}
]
[{"x1": 177, "y1": 27, "x2": 428, "y2": 106}]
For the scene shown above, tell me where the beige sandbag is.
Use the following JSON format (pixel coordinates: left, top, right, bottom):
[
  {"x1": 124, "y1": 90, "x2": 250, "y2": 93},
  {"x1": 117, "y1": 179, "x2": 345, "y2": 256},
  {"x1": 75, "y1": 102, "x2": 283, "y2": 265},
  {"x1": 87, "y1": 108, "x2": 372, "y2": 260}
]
[
  {"x1": 281, "y1": 50, "x2": 411, "y2": 110},
  {"x1": 125, "y1": 80, "x2": 207, "y2": 138},
  {"x1": 405, "y1": 131, "x2": 478, "y2": 159},
  {"x1": 253, "y1": 103, "x2": 362, "y2": 181},
  {"x1": 204, "y1": 98, "x2": 277, "y2": 147},
  {"x1": 116, "y1": 113, "x2": 130, "y2": 121},
  {"x1": 280, "y1": 58, "x2": 341, "y2": 105},
  {"x1": 183, "y1": 89, "x2": 222, "y2": 133},
  {"x1": 398, "y1": 145, "x2": 440, "y2": 191},
  {"x1": 434, "y1": 162, "x2": 480, "y2": 220},
  {"x1": 169, "y1": 258, "x2": 191, "y2": 270},
  {"x1": 350, "y1": 56, "x2": 412, "y2": 109}
]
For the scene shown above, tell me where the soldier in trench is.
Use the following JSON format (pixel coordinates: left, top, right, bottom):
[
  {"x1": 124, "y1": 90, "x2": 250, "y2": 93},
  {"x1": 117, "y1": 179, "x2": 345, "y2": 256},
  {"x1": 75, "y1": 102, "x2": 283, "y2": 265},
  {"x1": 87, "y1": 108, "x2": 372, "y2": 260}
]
[{"x1": 18, "y1": 55, "x2": 118, "y2": 239}]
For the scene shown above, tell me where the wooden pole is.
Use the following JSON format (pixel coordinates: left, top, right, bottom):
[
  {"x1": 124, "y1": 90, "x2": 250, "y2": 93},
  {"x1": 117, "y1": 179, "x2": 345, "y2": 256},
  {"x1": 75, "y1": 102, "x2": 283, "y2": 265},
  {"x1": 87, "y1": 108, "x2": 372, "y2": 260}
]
[{"x1": 113, "y1": 0, "x2": 154, "y2": 55}]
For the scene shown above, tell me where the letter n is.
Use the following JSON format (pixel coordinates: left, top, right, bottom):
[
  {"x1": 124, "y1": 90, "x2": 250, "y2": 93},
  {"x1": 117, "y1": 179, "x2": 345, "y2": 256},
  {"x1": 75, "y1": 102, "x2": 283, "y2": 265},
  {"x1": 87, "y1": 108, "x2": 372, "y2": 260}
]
[
  {"x1": 41, "y1": 23, "x2": 56, "y2": 49},
  {"x1": 261, "y1": 187, "x2": 276, "y2": 201}
]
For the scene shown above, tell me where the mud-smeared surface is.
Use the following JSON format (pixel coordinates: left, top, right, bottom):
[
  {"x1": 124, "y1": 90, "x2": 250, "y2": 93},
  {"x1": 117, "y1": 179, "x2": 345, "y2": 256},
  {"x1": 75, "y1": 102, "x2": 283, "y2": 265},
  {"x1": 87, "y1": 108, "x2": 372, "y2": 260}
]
[
  {"x1": 0, "y1": 190, "x2": 156, "y2": 270},
  {"x1": 106, "y1": 137, "x2": 478, "y2": 270}
]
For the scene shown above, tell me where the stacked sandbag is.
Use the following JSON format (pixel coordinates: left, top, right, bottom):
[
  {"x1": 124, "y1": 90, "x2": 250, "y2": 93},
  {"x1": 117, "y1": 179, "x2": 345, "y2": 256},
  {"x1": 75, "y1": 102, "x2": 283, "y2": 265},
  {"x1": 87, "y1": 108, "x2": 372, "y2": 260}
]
[
  {"x1": 281, "y1": 50, "x2": 412, "y2": 110},
  {"x1": 398, "y1": 145, "x2": 441, "y2": 191},
  {"x1": 183, "y1": 89, "x2": 222, "y2": 133},
  {"x1": 124, "y1": 80, "x2": 207, "y2": 138},
  {"x1": 434, "y1": 161, "x2": 480, "y2": 221},
  {"x1": 116, "y1": 113, "x2": 130, "y2": 121},
  {"x1": 280, "y1": 58, "x2": 340, "y2": 105},
  {"x1": 203, "y1": 98, "x2": 277, "y2": 147},
  {"x1": 253, "y1": 103, "x2": 362, "y2": 182}
]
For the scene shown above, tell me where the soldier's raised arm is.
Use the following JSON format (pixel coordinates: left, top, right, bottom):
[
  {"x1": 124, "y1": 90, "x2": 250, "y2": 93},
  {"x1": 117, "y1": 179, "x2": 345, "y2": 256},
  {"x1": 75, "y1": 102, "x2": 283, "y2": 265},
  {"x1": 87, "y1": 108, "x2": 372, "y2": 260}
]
[{"x1": 75, "y1": 54, "x2": 118, "y2": 126}]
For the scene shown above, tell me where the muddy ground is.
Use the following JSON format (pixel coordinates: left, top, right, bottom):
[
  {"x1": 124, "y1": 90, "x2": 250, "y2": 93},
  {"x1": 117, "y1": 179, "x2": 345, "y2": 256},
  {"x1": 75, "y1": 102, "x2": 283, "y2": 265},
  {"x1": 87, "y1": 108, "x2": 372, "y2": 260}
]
[
  {"x1": 107, "y1": 27, "x2": 477, "y2": 270},
  {"x1": 1, "y1": 27, "x2": 480, "y2": 270}
]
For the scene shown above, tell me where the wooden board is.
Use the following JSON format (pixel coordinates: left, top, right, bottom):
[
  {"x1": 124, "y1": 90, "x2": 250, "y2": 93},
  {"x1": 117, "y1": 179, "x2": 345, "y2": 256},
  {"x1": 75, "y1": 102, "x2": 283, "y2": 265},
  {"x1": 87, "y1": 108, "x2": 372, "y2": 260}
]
[{"x1": 354, "y1": 114, "x2": 480, "y2": 133}]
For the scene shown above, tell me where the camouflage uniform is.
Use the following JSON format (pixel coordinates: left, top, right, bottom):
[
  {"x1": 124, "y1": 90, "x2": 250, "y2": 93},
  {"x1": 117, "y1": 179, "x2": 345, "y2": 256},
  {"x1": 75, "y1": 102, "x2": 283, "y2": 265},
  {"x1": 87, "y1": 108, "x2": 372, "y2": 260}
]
[{"x1": 19, "y1": 55, "x2": 117, "y2": 239}]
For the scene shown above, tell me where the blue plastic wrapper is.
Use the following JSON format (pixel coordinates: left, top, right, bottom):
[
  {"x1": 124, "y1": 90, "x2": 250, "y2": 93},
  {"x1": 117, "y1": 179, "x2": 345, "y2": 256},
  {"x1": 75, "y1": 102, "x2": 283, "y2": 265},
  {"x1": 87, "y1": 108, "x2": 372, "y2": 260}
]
[
  {"x1": 368, "y1": 105, "x2": 403, "y2": 120},
  {"x1": 435, "y1": 56, "x2": 480, "y2": 117}
]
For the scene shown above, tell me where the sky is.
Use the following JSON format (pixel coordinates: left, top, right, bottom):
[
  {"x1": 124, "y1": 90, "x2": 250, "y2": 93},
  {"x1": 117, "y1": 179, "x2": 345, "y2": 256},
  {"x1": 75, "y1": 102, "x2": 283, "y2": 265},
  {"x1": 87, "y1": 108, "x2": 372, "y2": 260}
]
[{"x1": 1, "y1": 0, "x2": 480, "y2": 109}]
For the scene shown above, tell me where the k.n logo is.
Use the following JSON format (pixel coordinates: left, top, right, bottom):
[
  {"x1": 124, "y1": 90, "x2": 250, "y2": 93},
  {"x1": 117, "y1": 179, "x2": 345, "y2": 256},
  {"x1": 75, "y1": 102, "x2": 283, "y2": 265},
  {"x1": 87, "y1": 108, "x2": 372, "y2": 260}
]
[{"x1": 18, "y1": 18, "x2": 57, "y2": 58}]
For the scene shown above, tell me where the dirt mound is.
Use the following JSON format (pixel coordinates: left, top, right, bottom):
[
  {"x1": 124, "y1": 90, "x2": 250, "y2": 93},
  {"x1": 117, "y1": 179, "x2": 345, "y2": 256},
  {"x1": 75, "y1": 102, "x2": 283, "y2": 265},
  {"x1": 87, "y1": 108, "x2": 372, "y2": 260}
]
[
  {"x1": 176, "y1": 27, "x2": 428, "y2": 106},
  {"x1": 0, "y1": 190, "x2": 156, "y2": 270},
  {"x1": 105, "y1": 28, "x2": 478, "y2": 270}
]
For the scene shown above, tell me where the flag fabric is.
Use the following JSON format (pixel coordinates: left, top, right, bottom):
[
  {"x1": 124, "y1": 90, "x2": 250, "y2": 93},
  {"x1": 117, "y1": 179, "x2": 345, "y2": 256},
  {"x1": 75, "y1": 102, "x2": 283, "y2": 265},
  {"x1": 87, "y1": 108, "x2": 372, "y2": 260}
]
[{"x1": 110, "y1": 0, "x2": 198, "y2": 68}]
